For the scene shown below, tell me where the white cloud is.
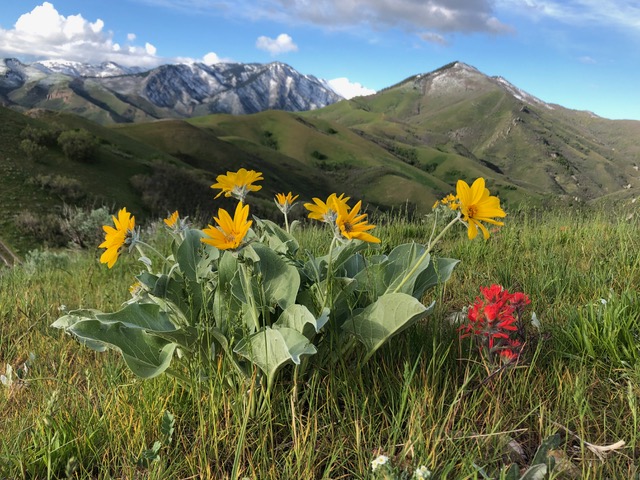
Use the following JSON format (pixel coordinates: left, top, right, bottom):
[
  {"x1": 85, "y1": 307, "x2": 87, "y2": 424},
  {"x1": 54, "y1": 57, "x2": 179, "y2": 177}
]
[
  {"x1": 0, "y1": 2, "x2": 160, "y2": 67},
  {"x1": 327, "y1": 77, "x2": 376, "y2": 99},
  {"x1": 127, "y1": 33, "x2": 137, "y2": 41},
  {"x1": 420, "y1": 31, "x2": 449, "y2": 45},
  {"x1": 256, "y1": 33, "x2": 298, "y2": 55},
  {"x1": 496, "y1": 0, "x2": 640, "y2": 29},
  {"x1": 203, "y1": 51, "x2": 222, "y2": 64},
  {"x1": 136, "y1": 0, "x2": 512, "y2": 37}
]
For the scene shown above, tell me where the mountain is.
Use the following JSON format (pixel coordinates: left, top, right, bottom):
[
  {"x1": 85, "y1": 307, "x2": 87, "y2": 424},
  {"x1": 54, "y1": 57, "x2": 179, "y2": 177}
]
[
  {"x1": 32, "y1": 60, "x2": 146, "y2": 77},
  {"x1": 0, "y1": 58, "x2": 343, "y2": 124},
  {"x1": 308, "y1": 61, "x2": 640, "y2": 202},
  {"x1": 1, "y1": 61, "x2": 639, "y2": 255}
]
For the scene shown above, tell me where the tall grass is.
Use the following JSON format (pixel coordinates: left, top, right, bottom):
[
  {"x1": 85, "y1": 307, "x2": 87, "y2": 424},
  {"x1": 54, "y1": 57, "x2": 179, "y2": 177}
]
[{"x1": 1, "y1": 206, "x2": 639, "y2": 478}]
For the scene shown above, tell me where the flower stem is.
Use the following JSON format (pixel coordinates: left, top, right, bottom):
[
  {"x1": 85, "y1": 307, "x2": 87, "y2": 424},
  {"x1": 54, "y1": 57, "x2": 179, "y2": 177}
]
[
  {"x1": 391, "y1": 213, "x2": 460, "y2": 295},
  {"x1": 284, "y1": 212, "x2": 290, "y2": 234}
]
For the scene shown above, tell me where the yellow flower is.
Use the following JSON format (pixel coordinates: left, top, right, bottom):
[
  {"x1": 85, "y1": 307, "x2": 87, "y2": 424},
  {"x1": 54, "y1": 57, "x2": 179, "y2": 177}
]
[
  {"x1": 304, "y1": 193, "x2": 350, "y2": 223},
  {"x1": 164, "y1": 210, "x2": 179, "y2": 228},
  {"x1": 99, "y1": 208, "x2": 135, "y2": 268},
  {"x1": 335, "y1": 200, "x2": 381, "y2": 244},
  {"x1": 456, "y1": 178, "x2": 506, "y2": 240},
  {"x1": 202, "y1": 202, "x2": 252, "y2": 250},
  {"x1": 275, "y1": 192, "x2": 299, "y2": 213},
  {"x1": 211, "y1": 168, "x2": 263, "y2": 202}
]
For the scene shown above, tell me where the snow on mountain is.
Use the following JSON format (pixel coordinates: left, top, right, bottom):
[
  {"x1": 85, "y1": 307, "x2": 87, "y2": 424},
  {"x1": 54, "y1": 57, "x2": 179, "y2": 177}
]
[
  {"x1": 0, "y1": 58, "x2": 343, "y2": 119},
  {"x1": 492, "y1": 76, "x2": 554, "y2": 110},
  {"x1": 32, "y1": 60, "x2": 145, "y2": 77}
]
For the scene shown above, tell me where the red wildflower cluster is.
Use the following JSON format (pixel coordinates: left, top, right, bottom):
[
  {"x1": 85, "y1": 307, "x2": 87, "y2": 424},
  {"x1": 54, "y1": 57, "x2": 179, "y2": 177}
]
[{"x1": 459, "y1": 284, "x2": 531, "y2": 365}]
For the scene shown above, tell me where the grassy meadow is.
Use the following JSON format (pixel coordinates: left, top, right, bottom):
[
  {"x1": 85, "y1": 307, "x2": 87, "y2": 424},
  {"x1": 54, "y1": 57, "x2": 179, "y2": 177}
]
[{"x1": 1, "y1": 205, "x2": 640, "y2": 479}]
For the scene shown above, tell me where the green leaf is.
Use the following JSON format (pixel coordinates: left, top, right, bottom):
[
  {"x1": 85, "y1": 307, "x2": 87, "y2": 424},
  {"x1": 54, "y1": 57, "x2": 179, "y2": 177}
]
[
  {"x1": 95, "y1": 303, "x2": 178, "y2": 333},
  {"x1": 519, "y1": 464, "x2": 548, "y2": 480},
  {"x1": 213, "y1": 251, "x2": 244, "y2": 332},
  {"x1": 161, "y1": 410, "x2": 175, "y2": 444},
  {"x1": 384, "y1": 243, "x2": 433, "y2": 296},
  {"x1": 342, "y1": 293, "x2": 434, "y2": 362},
  {"x1": 254, "y1": 218, "x2": 299, "y2": 255},
  {"x1": 413, "y1": 257, "x2": 460, "y2": 299},
  {"x1": 274, "y1": 305, "x2": 330, "y2": 340},
  {"x1": 241, "y1": 243, "x2": 300, "y2": 311},
  {"x1": 234, "y1": 326, "x2": 316, "y2": 384},
  {"x1": 66, "y1": 320, "x2": 177, "y2": 378},
  {"x1": 531, "y1": 434, "x2": 561, "y2": 466},
  {"x1": 175, "y1": 229, "x2": 215, "y2": 282}
]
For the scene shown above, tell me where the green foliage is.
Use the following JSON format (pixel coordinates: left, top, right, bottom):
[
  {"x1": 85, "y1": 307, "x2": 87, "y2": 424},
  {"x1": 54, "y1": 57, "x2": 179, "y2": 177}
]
[
  {"x1": 20, "y1": 138, "x2": 47, "y2": 163},
  {"x1": 260, "y1": 130, "x2": 279, "y2": 150},
  {"x1": 31, "y1": 174, "x2": 86, "y2": 202},
  {"x1": 52, "y1": 212, "x2": 458, "y2": 393},
  {"x1": 57, "y1": 129, "x2": 99, "y2": 163},
  {"x1": 2, "y1": 208, "x2": 640, "y2": 478},
  {"x1": 130, "y1": 163, "x2": 214, "y2": 219}
]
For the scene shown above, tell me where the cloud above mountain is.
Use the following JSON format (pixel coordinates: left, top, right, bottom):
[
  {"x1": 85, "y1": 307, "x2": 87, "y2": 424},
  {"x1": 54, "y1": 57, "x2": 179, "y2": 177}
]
[
  {"x1": 327, "y1": 78, "x2": 376, "y2": 99},
  {"x1": 256, "y1": 33, "x2": 298, "y2": 55},
  {"x1": 137, "y1": 0, "x2": 512, "y2": 39},
  {"x1": 0, "y1": 2, "x2": 160, "y2": 66},
  {"x1": 496, "y1": 0, "x2": 640, "y2": 30}
]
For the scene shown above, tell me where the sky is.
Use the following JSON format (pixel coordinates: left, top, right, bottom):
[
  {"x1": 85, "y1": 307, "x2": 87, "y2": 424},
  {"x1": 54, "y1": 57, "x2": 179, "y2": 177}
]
[{"x1": 0, "y1": 1, "x2": 639, "y2": 120}]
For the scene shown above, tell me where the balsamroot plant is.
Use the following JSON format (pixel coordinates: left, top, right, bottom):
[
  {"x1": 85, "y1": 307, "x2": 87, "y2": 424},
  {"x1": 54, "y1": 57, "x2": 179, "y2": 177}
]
[{"x1": 53, "y1": 170, "x2": 506, "y2": 393}]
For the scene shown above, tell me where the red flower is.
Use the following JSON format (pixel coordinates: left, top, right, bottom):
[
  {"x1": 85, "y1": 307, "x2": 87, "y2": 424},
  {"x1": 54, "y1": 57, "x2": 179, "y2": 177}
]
[{"x1": 459, "y1": 284, "x2": 531, "y2": 365}]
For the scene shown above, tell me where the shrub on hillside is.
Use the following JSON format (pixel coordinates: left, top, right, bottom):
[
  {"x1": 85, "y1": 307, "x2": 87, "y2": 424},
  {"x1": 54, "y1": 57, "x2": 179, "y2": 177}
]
[
  {"x1": 130, "y1": 164, "x2": 214, "y2": 220},
  {"x1": 20, "y1": 124, "x2": 62, "y2": 148},
  {"x1": 60, "y1": 206, "x2": 112, "y2": 249},
  {"x1": 57, "y1": 129, "x2": 99, "y2": 163},
  {"x1": 31, "y1": 174, "x2": 86, "y2": 202},
  {"x1": 20, "y1": 139, "x2": 47, "y2": 163},
  {"x1": 14, "y1": 210, "x2": 66, "y2": 247}
]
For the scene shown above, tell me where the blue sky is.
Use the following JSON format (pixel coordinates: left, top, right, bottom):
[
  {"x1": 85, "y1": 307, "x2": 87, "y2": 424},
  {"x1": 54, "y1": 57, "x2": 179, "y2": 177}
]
[{"x1": 0, "y1": 1, "x2": 638, "y2": 120}]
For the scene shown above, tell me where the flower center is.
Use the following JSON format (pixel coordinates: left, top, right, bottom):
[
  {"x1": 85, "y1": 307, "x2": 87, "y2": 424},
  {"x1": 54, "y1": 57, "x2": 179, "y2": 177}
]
[
  {"x1": 343, "y1": 221, "x2": 353, "y2": 233},
  {"x1": 467, "y1": 204, "x2": 478, "y2": 219}
]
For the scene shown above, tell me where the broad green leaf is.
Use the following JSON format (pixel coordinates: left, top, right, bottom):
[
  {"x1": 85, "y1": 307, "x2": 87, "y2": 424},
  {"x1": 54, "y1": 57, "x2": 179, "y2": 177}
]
[
  {"x1": 52, "y1": 309, "x2": 108, "y2": 352},
  {"x1": 413, "y1": 257, "x2": 460, "y2": 299},
  {"x1": 51, "y1": 309, "x2": 102, "y2": 329},
  {"x1": 236, "y1": 243, "x2": 300, "y2": 311},
  {"x1": 519, "y1": 464, "x2": 547, "y2": 480},
  {"x1": 383, "y1": 243, "x2": 432, "y2": 296},
  {"x1": 342, "y1": 293, "x2": 434, "y2": 362},
  {"x1": 175, "y1": 228, "x2": 208, "y2": 281},
  {"x1": 213, "y1": 251, "x2": 244, "y2": 332},
  {"x1": 275, "y1": 305, "x2": 329, "y2": 340},
  {"x1": 254, "y1": 218, "x2": 299, "y2": 255},
  {"x1": 95, "y1": 302, "x2": 178, "y2": 333},
  {"x1": 67, "y1": 320, "x2": 177, "y2": 378},
  {"x1": 234, "y1": 326, "x2": 316, "y2": 384}
]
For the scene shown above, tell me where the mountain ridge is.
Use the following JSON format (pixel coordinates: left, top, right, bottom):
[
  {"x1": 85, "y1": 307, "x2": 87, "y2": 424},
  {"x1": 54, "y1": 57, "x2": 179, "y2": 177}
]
[{"x1": 0, "y1": 58, "x2": 343, "y2": 123}]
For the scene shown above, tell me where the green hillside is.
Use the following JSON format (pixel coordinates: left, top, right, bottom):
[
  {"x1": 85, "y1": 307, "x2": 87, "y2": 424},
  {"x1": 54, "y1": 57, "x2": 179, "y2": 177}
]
[{"x1": 2, "y1": 62, "x2": 640, "y2": 256}]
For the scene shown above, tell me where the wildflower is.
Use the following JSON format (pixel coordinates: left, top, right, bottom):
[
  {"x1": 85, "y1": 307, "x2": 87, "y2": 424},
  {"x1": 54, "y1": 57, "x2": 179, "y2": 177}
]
[
  {"x1": 510, "y1": 292, "x2": 531, "y2": 315},
  {"x1": 164, "y1": 210, "x2": 179, "y2": 228},
  {"x1": 436, "y1": 193, "x2": 459, "y2": 210},
  {"x1": 99, "y1": 208, "x2": 135, "y2": 268},
  {"x1": 456, "y1": 178, "x2": 506, "y2": 240},
  {"x1": 211, "y1": 168, "x2": 263, "y2": 202},
  {"x1": 129, "y1": 281, "x2": 143, "y2": 297},
  {"x1": 304, "y1": 193, "x2": 349, "y2": 223},
  {"x1": 371, "y1": 455, "x2": 389, "y2": 472},
  {"x1": 414, "y1": 465, "x2": 432, "y2": 479},
  {"x1": 202, "y1": 202, "x2": 252, "y2": 251},
  {"x1": 335, "y1": 200, "x2": 381, "y2": 244},
  {"x1": 275, "y1": 192, "x2": 299, "y2": 214}
]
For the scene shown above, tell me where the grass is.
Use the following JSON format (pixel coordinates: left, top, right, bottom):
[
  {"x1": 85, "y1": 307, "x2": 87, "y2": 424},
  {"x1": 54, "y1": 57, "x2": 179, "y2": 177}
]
[{"x1": 1, "y1": 205, "x2": 640, "y2": 479}]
